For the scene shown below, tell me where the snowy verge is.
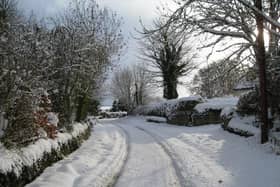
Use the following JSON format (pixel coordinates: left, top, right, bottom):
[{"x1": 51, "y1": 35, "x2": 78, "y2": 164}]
[
  {"x1": 0, "y1": 122, "x2": 91, "y2": 187},
  {"x1": 27, "y1": 121, "x2": 128, "y2": 187}
]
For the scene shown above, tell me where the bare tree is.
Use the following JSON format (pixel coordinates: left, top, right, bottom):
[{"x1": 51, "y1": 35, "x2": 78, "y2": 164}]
[
  {"x1": 111, "y1": 64, "x2": 151, "y2": 111},
  {"x1": 132, "y1": 64, "x2": 151, "y2": 106},
  {"x1": 190, "y1": 60, "x2": 251, "y2": 98},
  {"x1": 48, "y1": 0, "x2": 124, "y2": 125},
  {"x1": 111, "y1": 67, "x2": 134, "y2": 111},
  {"x1": 139, "y1": 20, "x2": 196, "y2": 99},
  {"x1": 161, "y1": 0, "x2": 280, "y2": 143}
]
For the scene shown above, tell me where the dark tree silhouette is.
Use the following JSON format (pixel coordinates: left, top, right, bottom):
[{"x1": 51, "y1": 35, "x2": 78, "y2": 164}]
[{"x1": 139, "y1": 21, "x2": 196, "y2": 99}]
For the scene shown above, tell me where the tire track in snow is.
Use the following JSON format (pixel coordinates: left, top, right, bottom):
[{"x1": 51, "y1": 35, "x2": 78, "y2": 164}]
[
  {"x1": 108, "y1": 123, "x2": 130, "y2": 187},
  {"x1": 113, "y1": 123, "x2": 181, "y2": 187},
  {"x1": 133, "y1": 126, "x2": 187, "y2": 187},
  {"x1": 135, "y1": 126, "x2": 194, "y2": 187}
]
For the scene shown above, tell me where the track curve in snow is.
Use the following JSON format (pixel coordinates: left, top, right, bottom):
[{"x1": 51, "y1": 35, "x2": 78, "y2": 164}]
[{"x1": 114, "y1": 122, "x2": 182, "y2": 187}]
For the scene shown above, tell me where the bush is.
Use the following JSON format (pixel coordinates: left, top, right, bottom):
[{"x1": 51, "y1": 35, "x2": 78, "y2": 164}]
[
  {"x1": 236, "y1": 91, "x2": 258, "y2": 115},
  {"x1": 87, "y1": 99, "x2": 100, "y2": 116},
  {"x1": 1, "y1": 92, "x2": 38, "y2": 148}
]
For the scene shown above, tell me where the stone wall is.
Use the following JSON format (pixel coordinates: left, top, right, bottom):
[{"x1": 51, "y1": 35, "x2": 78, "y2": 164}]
[
  {"x1": 134, "y1": 97, "x2": 238, "y2": 126},
  {"x1": 191, "y1": 109, "x2": 223, "y2": 126}
]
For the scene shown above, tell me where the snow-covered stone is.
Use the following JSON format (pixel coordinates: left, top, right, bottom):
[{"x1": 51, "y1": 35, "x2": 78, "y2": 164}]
[{"x1": 194, "y1": 97, "x2": 239, "y2": 113}]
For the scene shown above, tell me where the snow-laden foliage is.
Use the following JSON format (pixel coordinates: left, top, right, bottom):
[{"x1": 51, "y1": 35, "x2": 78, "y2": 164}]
[
  {"x1": 236, "y1": 90, "x2": 259, "y2": 115},
  {"x1": 0, "y1": 122, "x2": 89, "y2": 177},
  {"x1": 0, "y1": 0, "x2": 124, "y2": 148},
  {"x1": 134, "y1": 96, "x2": 203, "y2": 117},
  {"x1": 267, "y1": 56, "x2": 280, "y2": 118}
]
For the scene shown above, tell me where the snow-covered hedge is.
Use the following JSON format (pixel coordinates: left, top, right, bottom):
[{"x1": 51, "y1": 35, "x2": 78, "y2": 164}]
[
  {"x1": 134, "y1": 96, "x2": 203, "y2": 118},
  {"x1": 0, "y1": 122, "x2": 92, "y2": 187},
  {"x1": 236, "y1": 91, "x2": 258, "y2": 115}
]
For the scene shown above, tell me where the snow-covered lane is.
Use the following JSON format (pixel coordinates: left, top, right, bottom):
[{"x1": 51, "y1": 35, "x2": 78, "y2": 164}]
[
  {"x1": 121, "y1": 117, "x2": 280, "y2": 187},
  {"x1": 27, "y1": 120, "x2": 128, "y2": 187},
  {"x1": 114, "y1": 122, "x2": 181, "y2": 187},
  {"x1": 26, "y1": 116, "x2": 280, "y2": 187}
]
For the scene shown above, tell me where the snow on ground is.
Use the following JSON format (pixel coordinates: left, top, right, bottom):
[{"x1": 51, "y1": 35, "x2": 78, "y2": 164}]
[
  {"x1": 114, "y1": 120, "x2": 180, "y2": 187},
  {"x1": 27, "y1": 120, "x2": 127, "y2": 187},
  {"x1": 195, "y1": 97, "x2": 239, "y2": 113},
  {"x1": 114, "y1": 117, "x2": 280, "y2": 187},
  {"x1": 26, "y1": 116, "x2": 280, "y2": 187}
]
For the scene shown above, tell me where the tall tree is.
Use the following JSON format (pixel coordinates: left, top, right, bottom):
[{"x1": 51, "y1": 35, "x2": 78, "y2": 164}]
[
  {"x1": 139, "y1": 20, "x2": 196, "y2": 99},
  {"x1": 48, "y1": 0, "x2": 124, "y2": 125},
  {"x1": 255, "y1": 0, "x2": 268, "y2": 143},
  {"x1": 0, "y1": 0, "x2": 124, "y2": 147},
  {"x1": 162, "y1": 0, "x2": 280, "y2": 143}
]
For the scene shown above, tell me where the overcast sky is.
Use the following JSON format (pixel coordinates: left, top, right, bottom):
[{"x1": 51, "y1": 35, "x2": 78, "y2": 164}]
[
  {"x1": 18, "y1": 0, "x2": 192, "y2": 99},
  {"x1": 18, "y1": 0, "x2": 172, "y2": 66}
]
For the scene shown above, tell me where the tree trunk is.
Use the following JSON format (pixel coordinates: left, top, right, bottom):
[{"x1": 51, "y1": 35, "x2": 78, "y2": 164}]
[
  {"x1": 134, "y1": 83, "x2": 139, "y2": 105},
  {"x1": 75, "y1": 94, "x2": 89, "y2": 122},
  {"x1": 268, "y1": 0, "x2": 278, "y2": 55},
  {"x1": 163, "y1": 74, "x2": 178, "y2": 99},
  {"x1": 255, "y1": 0, "x2": 269, "y2": 144}
]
